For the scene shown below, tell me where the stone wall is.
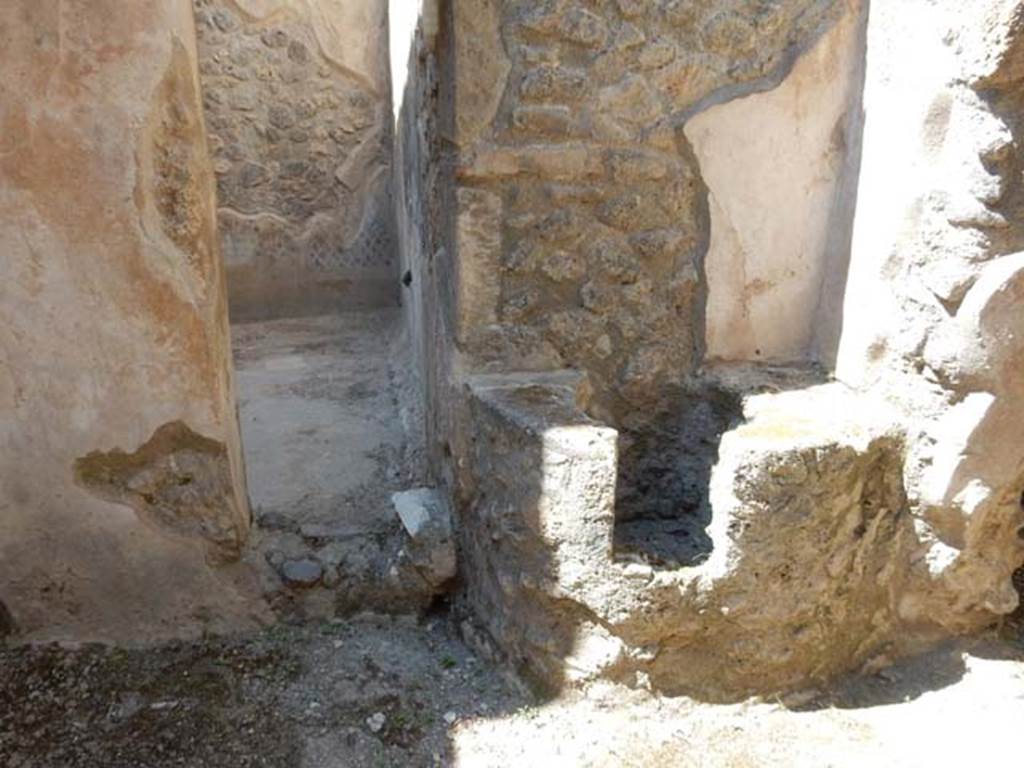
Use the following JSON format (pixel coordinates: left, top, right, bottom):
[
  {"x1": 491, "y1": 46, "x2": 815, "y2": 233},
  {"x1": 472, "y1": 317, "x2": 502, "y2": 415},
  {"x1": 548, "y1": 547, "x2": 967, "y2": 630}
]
[
  {"x1": 390, "y1": 0, "x2": 466, "y2": 491},
  {"x1": 394, "y1": 0, "x2": 868, "y2": 542},
  {"x1": 391, "y1": 0, "x2": 1024, "y2": 699},
  {"x1": 431, "y1": 0, "x2": 871, "y2": 550},
  {"x1": 193, "y1": 0, "x2": 396, "y2": 322},
  {"x1": 0, "y1": 0, "x2": 267, "y2": 642},
  {"x1": 390, "y1": 0, "x2": 443, "y2": 476},
  {"x1": 449, "y1": 0, "x2": 852, "y2": 423}
]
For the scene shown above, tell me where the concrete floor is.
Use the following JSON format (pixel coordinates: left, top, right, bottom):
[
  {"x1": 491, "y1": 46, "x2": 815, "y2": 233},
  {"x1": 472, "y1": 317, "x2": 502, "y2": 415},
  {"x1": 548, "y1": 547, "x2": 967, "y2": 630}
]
[{"x1": 231, "y1": 310, "x2": 423, "y2": 535}]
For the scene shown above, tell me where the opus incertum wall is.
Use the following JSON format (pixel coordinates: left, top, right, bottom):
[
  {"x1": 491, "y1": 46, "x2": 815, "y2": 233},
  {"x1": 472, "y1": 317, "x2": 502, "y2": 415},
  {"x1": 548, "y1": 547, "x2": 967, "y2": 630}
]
[{"x1": 193, "y1": 0, "x2": 397, "y2": 321}]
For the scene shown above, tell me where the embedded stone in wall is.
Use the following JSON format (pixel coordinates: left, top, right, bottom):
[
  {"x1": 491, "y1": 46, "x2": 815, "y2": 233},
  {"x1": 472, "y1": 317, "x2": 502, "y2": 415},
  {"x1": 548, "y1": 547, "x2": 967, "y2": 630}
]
[{"x1": 455, "y1": 188, "x2": 504, "y2": 350}]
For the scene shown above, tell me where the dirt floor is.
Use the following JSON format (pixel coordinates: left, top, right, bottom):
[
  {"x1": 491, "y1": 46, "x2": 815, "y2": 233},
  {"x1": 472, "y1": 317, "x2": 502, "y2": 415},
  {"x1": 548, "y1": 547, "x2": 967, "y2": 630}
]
[
  {"x1": 3, "y1": 615, "x2": 1023, "y2": 767},
  {"x1": 232, "y1": 310, "x2": 423, "y2": 534},
  {"x1": 230, "y1": 310, "x2": 437, "y2": 617}
]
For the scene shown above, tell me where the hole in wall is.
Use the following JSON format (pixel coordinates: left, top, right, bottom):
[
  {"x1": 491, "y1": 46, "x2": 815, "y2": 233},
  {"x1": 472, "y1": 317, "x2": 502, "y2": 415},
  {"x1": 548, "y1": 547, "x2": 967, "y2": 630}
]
[
  {"x1": 609, "y1": 363, "x2": 835, "y2": 571},
  {"x1": 612, "y1": 383, "x2": 743, "y2": 568}
]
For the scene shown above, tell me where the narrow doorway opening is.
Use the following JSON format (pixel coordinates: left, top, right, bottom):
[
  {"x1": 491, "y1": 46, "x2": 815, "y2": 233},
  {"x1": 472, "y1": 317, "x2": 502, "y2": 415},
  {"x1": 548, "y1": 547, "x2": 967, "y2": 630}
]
[{"x1": 192, "y1": 0, "x2": 425, "y2": 610}]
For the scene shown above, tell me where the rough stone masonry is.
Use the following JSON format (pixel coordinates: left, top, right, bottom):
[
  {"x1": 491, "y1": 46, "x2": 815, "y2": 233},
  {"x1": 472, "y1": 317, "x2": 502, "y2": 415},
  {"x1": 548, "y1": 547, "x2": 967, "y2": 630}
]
[
  {"x1": 393, "y1": 0, "x2": 1024, "y2": 699},
  {"x1": 193, "y1": 0, "x2": 397, "y2": 321}
]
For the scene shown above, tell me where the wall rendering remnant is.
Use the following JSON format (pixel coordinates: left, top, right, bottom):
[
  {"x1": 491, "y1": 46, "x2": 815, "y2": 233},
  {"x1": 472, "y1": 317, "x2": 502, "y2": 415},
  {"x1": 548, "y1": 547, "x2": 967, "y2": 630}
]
[
  {"x1": 0, "y1": 0, "x2": 267, "y2": 642},
  {"x1": 193, "y1": 0, "x2": 396, "y2": 321},
  {"x1": 448, "y1": 0, "x2": 847, "y2": 421},
  {"x1": 687, "y1": 2, "x2": 865, "y2": 364}
]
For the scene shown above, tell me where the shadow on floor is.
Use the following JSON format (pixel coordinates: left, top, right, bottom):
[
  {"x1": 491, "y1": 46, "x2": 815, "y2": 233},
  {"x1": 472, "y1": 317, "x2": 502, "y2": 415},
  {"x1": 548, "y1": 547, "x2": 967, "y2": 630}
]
[{"x1": 3, "y1": 618, "x2": 1023, "y2": 767}]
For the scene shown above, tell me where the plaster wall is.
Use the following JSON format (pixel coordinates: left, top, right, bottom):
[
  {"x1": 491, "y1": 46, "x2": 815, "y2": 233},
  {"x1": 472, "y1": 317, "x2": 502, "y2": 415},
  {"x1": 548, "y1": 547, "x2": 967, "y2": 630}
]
[
  {"x1": 0, "y1": 0, "x2": 267, "y2": 642},
  {"x1": 686, "y1": 1, "x2": 865, "y2": 364},
  {"x1": 836, "y1": 0, "x2": 1024, "y2": 626}
]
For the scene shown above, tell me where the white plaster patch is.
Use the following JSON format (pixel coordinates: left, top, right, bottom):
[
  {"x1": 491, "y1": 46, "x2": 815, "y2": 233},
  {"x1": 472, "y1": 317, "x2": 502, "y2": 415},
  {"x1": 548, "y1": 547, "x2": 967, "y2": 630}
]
[{"x1": 685, "y1": 4, "x2": 862, "y2": 363}]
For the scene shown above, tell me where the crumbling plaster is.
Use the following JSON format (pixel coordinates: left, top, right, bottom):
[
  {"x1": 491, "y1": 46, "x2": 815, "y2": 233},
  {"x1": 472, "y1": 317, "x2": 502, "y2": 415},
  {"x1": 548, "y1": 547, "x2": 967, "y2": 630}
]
[
  {"x1": 391, "y1": 0, "x2": 1024, "y2": 700},
  {"x1": 0, "y1": 0, "x2": 1021, "y2": 705},
  {"x1": 836, "y1": 0, "x2": 1024, "y2": 629},
  {"x1": 687, "y1": 1, "x2": 865, "y2": 364}
]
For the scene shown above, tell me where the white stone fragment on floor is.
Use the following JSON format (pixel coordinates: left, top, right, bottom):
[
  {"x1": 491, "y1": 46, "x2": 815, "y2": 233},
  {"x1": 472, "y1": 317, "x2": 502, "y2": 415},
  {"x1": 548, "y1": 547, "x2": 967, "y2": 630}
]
[
  {"x1": 391, "y1": 488, "x2": 456, "y2": 586},
  {"x1": 366, "y1": 712, "x2": 386, "y2": 733}
]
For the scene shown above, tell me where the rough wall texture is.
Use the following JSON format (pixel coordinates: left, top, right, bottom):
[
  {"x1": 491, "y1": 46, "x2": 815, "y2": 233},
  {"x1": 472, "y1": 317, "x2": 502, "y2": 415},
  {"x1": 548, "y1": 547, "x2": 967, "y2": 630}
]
[
  {"x1": 440, "y1": 0, "x2": 864, "y2": 543},
  {"x1": 193, "y1": 0, "x2": 396, "y2": 322},
  {"x1": 836, "y1": 0, "x2": 1024, "y2": 632},
  {"x1": 390, "y1": 0, "x2": 1024, "y2": 700},
  {"x1": 391, "y1": 0, "x2": 466, "y2": 492},
  {"x1": 459, "y1": 372, "x2": 920, "y2": 700},
  {"x1": 450, "y1": 0, "x2": 849, "y2": 421},
  {"x1": 0, "y1": 0, "x2": 267, "y2": 642},
  {"x1": 391, "y1": 0, "x2": 444, "y2": 476}
]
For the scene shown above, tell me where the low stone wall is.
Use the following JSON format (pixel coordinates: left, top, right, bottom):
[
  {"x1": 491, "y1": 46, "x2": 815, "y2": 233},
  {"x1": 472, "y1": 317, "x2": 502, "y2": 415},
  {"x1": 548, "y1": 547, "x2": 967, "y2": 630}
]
[{"x1": 459, "y1": 370, "x2": 922, "y2": 700}]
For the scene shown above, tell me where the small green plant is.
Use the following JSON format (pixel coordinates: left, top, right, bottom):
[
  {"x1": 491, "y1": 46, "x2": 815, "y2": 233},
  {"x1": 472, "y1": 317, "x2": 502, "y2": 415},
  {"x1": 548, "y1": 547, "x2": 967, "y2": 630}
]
[{"x1": 439, "y1": 655, "x2": 457, "y2": 670}]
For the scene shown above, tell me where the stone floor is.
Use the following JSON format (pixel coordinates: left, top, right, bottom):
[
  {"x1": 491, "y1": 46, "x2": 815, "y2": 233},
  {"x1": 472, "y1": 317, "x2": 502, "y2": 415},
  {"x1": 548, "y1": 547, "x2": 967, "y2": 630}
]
[
  {"x1": 232, "y1": 310, "x2": 423, "y2": 535},
  {"x1": 2, "y1": 617, "x2": 1023, "y2": 767}
]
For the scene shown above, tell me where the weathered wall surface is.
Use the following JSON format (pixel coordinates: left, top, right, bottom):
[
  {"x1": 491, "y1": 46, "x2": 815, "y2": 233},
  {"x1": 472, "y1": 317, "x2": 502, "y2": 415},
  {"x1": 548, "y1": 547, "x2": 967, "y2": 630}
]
[
  {"x1": 449, "y1": 0, "x2": 849, "y2": 423},
  {"x1": 391, "y1": 0, "x2": 469, "y2": 494},
  {"x1": 390, "y1": 0, "x2": 442, "y2": 476},
  {"x1": 836, "y1": 0, "x2": 1024, "y2": 630},
  {"x1": 193, "y1": 0, "x2": 396, "y2": 322},
  {"x1": 0, "y1": 0, "x2": 267, "y2": 642},
  {"x1": 390, "y1": 0, "x2": 1024, "y2": 700}
]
